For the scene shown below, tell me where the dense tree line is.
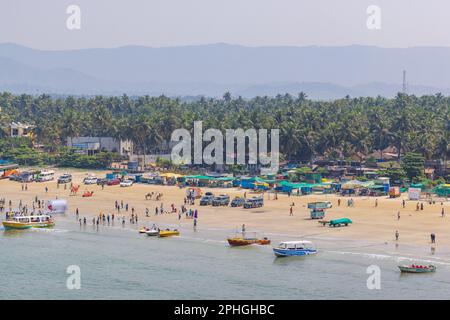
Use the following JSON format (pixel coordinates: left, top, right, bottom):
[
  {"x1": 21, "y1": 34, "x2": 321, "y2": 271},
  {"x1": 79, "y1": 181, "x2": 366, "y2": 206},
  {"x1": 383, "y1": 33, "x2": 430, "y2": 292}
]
[{"x1": 0, "y1": 92, "x2": 449, "y2": 167}]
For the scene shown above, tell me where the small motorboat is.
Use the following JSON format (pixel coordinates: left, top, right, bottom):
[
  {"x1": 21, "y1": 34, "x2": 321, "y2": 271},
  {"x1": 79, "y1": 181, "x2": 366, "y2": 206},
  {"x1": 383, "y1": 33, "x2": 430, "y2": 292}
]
[
  {"x1": 273, "y1": 241, "x2": 317, "y2": 257},
  {"x1": 145, "y1": 229, "x2": 159, "y2": 236},
  {"x1": 398, "y1": 264, "x2": 436, "y2": 273},
  {"x1": 139, "y1": 227, "x2": 149, "y2": 234},
  {"x1": 158, "y1": 229, "x2": 180, "y2": 237},
  {"x1": 227, "y1": 237, "x2": 271, "y2": 246},
  {"x1": 2, "y1": 215, "x2": 55, "y2": 230}
]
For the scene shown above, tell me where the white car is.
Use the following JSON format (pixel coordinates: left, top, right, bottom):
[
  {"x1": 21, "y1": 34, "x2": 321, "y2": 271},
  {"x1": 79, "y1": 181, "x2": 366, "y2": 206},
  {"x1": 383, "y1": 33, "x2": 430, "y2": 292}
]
[
  {"x1": 83, "y1": 177, "x2": 98, "y2": 184},
  {"x1": 120, "y1": 180, "x2": 133, "y2": 187}
]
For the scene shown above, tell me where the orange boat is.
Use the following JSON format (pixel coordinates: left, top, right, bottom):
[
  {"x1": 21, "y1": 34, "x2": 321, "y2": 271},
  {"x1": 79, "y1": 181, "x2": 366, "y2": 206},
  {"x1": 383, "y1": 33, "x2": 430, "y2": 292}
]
[{"x1": 227, "y1": 237, "x2": 271, "y2": 246}]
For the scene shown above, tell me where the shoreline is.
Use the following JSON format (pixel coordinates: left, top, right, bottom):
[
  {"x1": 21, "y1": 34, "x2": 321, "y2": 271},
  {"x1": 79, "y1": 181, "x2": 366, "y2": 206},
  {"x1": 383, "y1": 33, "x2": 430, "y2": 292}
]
[{"x1": 1, "y1": 168, "x2": 450, "y2": 260}]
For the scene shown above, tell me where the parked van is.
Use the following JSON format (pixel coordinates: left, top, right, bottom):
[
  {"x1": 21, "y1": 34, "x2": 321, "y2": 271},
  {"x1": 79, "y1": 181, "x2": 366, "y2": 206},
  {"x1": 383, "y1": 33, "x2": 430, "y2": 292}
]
[
  {"x1": 212, "y1": 195, "x2": 230, "y2": 206},
  {"x1": 36, "y1": 170, "x2": 55, "y2": 182},
  {"x1": 244, "y1": 197, "x2": 264, "y2": 209}
]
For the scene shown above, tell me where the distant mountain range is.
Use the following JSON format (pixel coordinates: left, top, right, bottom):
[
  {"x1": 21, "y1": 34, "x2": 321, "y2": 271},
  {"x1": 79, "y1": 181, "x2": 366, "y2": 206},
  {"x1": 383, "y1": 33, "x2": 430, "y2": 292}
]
[{"x1": 1, "y1": 43, "x2": 450, "y2": 99}]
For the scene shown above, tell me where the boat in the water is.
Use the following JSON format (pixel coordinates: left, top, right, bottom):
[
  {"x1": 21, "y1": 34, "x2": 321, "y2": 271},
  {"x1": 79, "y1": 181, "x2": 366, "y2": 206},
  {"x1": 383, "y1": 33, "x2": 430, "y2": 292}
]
[
  {"x1": 398, "y1": 264, "x2": 436, "y2": 273},
  {"x1": 145, "y1": 229, "x2": 159, "y2": 236},
  {"x1": 139, "y1": 227, "x2": 149, "y2": 234},
  {"x1": 227, "y1": 237, "x2": 271, "y2": 246},
  {"x1": 273, "y1": 241, "x2": 317, "y2": 257},
  {"x1": 2, "y1": 214, "x2": 55, "y2": 230},
  {"x1": 158, "y1": 229, "x2": 180, "y2": 237}
]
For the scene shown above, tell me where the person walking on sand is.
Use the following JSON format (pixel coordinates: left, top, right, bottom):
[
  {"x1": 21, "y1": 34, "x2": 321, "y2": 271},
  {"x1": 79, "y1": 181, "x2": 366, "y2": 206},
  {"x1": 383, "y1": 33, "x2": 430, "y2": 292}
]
[
  {"x1": 431, "y1": 233, "x2": 436, "y2": 244},
  {"x1": 375, "y1": 199, "x2": 378, "y2": 207},
  {"x1": 289, "y1": 206, "x2": 293, "y2": 216},
  {"x1": 45, "y1": 186, "x2": 48, "y2": 193},
  {"x1": 397, "y1": 211, "x2": 400, "y2": 220},
  {"x1": 402, "y1": 199, "x2": 405, "y2": 208},
  {"x1": 242, "y1": 224, "x2": 246, "y2": 237},
  {"x1": 441, "y1": 208, "x2": 445, "y2": 218},
  {"x1": 338, "y1": 198, "x2": 341, "y2": 207},
  {"x1": 395, "y1": 230, "x2": 399, "y2": 241}
]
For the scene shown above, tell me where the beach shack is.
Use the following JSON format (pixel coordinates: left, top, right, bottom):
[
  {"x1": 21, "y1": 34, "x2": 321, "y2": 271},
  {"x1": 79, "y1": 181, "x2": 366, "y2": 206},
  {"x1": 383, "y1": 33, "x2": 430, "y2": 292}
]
[
  {"x1": 0, "y1": 160, "x2": 19, "y2": 179},
  {"x1": 184, "y1": 175, "x2": 214, "y2": 187},
  {"x1": 240, "y1": 177, "x2": 273, "y2": 190},
  {"x1": 433, "y1": 184, "x2": 450, "y2": 198}
]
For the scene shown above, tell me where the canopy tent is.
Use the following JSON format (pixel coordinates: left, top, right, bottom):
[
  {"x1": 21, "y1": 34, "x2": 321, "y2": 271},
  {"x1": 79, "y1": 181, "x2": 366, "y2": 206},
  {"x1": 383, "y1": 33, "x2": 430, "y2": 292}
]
[
  {"x1": 159, "y1": 172, "x2": 184, "y2": 179},
  {"x1": 214, "y1": 177, "x2": 236, "y2": 181},
  {"x1": 240, "y1": 176, "x2": 275, "y2": 189},
  {"x1": 341, "y1": 180, "x2": 375, "y2": 190},
  {"x1": 433, "y1": 184, "x2": 450, "y2": 197},
  {"x1": 185, "y1": 175, "x2": 215, "y2": 180}
]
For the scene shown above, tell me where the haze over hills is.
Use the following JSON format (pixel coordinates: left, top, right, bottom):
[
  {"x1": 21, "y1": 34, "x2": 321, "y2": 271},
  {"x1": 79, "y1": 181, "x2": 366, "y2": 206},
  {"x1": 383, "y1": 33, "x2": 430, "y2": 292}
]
[{"x1": 1, "y1": 43, "x2": 450, "y2": 99}]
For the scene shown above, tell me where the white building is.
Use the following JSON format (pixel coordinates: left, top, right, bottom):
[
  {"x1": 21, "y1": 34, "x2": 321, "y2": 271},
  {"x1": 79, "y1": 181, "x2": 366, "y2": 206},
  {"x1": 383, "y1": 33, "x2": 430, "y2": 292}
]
[{"x1": 67, "y1": 137, "x2": 133, "y2": 157}]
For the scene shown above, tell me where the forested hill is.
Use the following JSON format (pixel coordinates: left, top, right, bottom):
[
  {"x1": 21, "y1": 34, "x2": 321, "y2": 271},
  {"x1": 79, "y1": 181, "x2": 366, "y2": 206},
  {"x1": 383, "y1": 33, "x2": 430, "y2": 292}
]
[{"x1": 0, "y1": 92, "x2": 449, "y2": 163}]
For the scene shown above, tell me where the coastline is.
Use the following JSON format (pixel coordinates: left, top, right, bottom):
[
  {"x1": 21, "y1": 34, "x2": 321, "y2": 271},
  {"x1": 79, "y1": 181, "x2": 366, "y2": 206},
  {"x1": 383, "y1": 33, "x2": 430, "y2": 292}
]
[{"x1": 1, "y1": 168, "x2": 449, "y2": 260}]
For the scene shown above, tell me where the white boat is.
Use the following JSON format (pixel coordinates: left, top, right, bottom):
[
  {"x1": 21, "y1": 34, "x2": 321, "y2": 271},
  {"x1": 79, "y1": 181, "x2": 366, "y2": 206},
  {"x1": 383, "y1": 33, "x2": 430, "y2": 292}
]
[
  {"x1": 273, "y1": 241, "x2": 317, "y2": 257},
  {"x1": 145, "y1": 229, "x2": 159, "y2": 236}
]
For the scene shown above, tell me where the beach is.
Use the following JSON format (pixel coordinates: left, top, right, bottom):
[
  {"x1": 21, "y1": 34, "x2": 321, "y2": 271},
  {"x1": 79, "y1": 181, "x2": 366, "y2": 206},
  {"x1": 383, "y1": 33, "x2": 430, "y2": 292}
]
[
  {"x1": 1, "y1": 168, "x2": 450, "y2": 300},
  {"x1": 1, "y1": 168, "x2": 449, "y2": 250}
]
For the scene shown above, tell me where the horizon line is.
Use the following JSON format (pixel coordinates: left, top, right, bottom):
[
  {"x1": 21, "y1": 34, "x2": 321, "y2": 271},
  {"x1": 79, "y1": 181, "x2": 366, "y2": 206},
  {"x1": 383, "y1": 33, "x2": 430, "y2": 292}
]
[{"x1": 3, "y1": 42, "x2": 450, "y2": 52}]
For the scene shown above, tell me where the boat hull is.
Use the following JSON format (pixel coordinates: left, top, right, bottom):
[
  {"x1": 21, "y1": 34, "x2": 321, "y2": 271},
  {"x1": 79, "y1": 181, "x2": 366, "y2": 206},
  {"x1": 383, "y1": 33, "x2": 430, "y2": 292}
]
[
  {"x1": 273, "y1": 248, "x2": 317, "y2": 257},
  {"x1": 158, "y1": 230, "x2": 179, "y2": 237},
  {"x1": 227, "y1": 238, "x2": 271, "y2": 246},
  {"x1": 398, "y1": 265, "x2": 436, "y2": 273},
  {"x1": 2, "y1": 221, "x2": 54, "y2": 230}
]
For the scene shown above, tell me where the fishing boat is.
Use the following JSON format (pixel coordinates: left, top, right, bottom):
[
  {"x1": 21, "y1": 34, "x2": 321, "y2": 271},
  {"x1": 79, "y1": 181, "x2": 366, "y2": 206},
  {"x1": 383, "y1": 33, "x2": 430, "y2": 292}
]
[
  {"x1": 273, "y1": 241, "x2": 317, "y2": 257},
  {"x1": 158, "y1": 229, "x2": 180, "y2": 237},
  {"x1": 227, "y1": 237, "x2": 271, "y2": 246},
  {"x1": 398, "y1": 264, "x2": 436, "y2": 273},
  {"x1": 2, "y1": 214, "x2": 55, "y2": 230}
]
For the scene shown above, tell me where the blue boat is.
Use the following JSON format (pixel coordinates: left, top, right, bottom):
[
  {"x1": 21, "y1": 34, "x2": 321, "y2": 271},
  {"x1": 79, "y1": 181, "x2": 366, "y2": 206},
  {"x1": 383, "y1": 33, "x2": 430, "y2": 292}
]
[{"x1": 273, "y1": 241, "x2": 317, "y2": 257}]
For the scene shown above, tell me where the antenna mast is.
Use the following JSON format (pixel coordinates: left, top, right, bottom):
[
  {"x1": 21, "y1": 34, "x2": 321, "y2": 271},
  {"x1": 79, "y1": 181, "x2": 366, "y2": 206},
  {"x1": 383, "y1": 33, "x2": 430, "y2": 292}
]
[{"x1": 402, "y1": 70, "x2": 407, "y2": 93}]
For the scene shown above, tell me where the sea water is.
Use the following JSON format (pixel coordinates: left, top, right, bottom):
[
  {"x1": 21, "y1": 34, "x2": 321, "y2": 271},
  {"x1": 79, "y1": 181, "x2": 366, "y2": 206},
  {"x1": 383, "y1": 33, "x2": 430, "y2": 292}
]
[{"x1": 1, "y1": 216, "x2": 449, "y2": 299}]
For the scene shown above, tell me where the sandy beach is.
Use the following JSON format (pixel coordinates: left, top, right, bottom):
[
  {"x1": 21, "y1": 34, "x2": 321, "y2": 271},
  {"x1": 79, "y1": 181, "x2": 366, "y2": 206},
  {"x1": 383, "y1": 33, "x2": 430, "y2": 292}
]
[{"x1": 1, "y1": 168, "x2": 449, "y2": 250}]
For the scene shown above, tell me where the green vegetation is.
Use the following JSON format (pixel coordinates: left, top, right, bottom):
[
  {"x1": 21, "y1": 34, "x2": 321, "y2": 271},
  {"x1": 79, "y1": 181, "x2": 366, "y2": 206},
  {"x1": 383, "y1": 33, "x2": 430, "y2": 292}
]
[
  {"x1": 0, "y1": 92, "x2": 449, "y2": 174},
  {"x1": 0, "y1": 137, "x2": 121, "y2": 168},
  {"x1": 401, "y1": 152, "x2": 425, "y2": 182}
]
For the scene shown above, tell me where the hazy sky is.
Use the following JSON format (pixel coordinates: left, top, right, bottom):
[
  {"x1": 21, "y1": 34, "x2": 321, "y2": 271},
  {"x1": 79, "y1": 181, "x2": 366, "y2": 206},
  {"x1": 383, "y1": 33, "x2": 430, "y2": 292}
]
[{"x1": 0, "y1": 0, "x2": 448, "y2": 50}]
